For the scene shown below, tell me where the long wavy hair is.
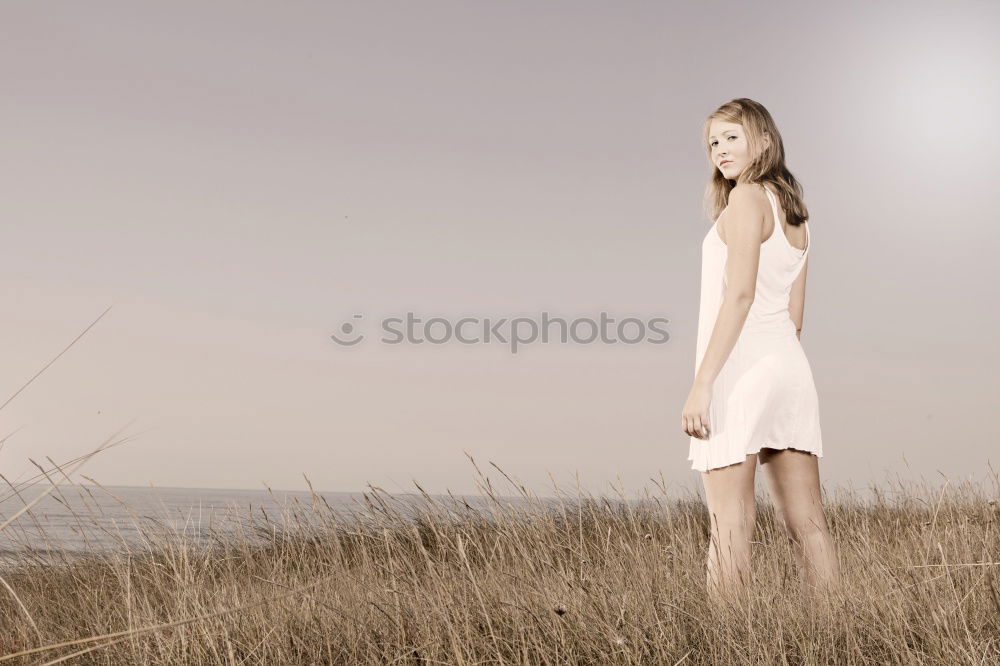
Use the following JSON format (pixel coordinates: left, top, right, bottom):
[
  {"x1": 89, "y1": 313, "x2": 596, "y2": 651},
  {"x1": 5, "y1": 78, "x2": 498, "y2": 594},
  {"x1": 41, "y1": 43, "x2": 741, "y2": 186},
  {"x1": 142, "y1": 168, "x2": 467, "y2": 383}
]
[{"x1": 702, "y1": 98, "x2": 809, "y2": 227}]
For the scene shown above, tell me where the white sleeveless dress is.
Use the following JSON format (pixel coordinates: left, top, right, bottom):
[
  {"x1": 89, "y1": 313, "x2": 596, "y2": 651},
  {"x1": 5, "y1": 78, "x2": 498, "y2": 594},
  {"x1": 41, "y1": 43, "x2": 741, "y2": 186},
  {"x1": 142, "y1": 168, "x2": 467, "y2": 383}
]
[{"x1": 687, "y1": 185, "x2": 823, "y2": 472}]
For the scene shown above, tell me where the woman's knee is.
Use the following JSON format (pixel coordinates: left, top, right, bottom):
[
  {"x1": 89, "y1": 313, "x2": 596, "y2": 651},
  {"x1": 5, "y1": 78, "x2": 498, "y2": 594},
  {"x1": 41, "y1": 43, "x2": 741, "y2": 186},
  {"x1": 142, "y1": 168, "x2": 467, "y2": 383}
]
[
  {"x1": 784, "y1": 513, "x2": 828, "y2": 542},
  {"x1": 709, "y1": 511, "x2": 756, "y2": 539}
]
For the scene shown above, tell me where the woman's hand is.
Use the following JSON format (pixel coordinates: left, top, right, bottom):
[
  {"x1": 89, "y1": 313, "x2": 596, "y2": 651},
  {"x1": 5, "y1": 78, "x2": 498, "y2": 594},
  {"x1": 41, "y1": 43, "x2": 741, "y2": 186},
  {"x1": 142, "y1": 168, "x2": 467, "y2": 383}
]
[{"x1": 681, "y1": 381, "x2": 713, "y2": 440}]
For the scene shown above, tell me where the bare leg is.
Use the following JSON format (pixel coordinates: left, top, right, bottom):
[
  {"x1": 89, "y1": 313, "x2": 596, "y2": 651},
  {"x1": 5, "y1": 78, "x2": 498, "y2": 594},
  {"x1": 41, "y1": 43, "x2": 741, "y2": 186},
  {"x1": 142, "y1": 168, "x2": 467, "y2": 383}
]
[
  {"x1": 758, "y1": 448, "x2": 841, "y2": 597},
  {"x1": 701, "y1": 454, "x2": 758, "y2": 606}
]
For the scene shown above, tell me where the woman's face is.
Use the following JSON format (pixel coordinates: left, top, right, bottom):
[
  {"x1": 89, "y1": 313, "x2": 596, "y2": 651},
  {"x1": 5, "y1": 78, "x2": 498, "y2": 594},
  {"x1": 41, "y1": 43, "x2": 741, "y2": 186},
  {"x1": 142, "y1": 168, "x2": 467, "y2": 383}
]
[{"x1": 708, "y1": 120, "x2": 750, "y2": 180}]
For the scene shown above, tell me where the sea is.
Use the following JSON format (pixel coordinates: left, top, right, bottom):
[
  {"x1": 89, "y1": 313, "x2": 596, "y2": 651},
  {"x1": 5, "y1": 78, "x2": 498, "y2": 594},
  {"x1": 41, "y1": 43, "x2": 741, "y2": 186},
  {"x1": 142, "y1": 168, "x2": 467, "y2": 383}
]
[{"x1": 0, "y1": 484, "x2": 546, "y2": 564}]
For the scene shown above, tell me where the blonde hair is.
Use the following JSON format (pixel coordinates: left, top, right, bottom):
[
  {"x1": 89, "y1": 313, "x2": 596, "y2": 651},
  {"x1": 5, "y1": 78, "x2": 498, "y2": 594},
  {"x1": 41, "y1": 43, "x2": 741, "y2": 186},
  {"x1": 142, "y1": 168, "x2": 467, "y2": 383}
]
[{"x1": 702, "y1": 98, "x2": 810, "y2": 227}]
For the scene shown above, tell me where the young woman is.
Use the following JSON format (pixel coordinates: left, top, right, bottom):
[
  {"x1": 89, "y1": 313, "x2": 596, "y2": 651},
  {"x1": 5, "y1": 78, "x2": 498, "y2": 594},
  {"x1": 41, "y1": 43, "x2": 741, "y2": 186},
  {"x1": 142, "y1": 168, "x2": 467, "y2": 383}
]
[{"x1": 680, "y1": 98, "x2": 841, "y2": 601}]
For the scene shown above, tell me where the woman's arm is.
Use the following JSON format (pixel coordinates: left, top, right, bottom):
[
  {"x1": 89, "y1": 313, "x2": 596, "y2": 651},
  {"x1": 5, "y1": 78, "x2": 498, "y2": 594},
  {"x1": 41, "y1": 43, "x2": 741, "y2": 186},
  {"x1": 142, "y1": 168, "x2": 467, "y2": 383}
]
[
  {"x1": 789, "y1": 253, "x2": 808, "y2": 340},
  {"x1": 692, "y1": 184, "x2": 766, "y2": 388},
  {"x1": 682, "y1": 184, "x2": 766, "y2": 439}
]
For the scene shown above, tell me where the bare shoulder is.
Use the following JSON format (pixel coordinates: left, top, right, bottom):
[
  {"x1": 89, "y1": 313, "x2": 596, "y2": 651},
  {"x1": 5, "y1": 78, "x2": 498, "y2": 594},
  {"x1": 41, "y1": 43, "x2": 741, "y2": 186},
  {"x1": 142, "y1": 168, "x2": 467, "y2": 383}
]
[
  {"x1": 718, "y1": 184, "x2": 767, "y2": 242},
  {"x1": 726, "y1": 183, "x2": 768, "y2": 210}
]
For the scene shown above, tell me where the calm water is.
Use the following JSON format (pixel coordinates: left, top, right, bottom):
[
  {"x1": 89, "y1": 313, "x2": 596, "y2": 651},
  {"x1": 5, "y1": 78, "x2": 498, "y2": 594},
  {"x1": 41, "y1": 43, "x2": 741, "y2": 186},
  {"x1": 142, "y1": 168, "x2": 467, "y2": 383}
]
[
  {"x1": 0, "y1": 482, "x2": 936, "y2": 565},
  {"x1": 0, "y1": 484, "x2": 545, "y2": 563}
]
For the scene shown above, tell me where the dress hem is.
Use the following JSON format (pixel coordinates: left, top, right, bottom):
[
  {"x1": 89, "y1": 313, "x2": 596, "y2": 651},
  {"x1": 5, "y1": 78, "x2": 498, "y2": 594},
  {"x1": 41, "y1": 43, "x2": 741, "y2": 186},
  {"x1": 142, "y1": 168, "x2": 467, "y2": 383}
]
[{"x1": 688, "y1": 442, "x2": 823, "y2": 472}]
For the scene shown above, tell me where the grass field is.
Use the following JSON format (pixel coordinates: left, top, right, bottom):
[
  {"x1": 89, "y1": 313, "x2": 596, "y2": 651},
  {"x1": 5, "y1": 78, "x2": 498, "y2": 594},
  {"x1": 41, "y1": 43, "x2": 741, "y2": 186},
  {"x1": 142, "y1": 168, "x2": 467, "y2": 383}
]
[{"x1": 0, "y1": 451, "x2": 997, "y2": 665}]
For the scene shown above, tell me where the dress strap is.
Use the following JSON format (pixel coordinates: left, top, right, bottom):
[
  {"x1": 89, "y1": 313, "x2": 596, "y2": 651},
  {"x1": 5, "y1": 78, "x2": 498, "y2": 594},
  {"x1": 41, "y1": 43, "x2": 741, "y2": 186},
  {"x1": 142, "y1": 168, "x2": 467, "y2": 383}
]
[
  {"x1": 763, "y1": 184, "x2": 808, "y2": 254},
  {"x1": 762, "y1": 185, "x2": 779, "y2": 222},
  {"x1": 762, "y1": 185, "x2": 781, "y2": 246}
]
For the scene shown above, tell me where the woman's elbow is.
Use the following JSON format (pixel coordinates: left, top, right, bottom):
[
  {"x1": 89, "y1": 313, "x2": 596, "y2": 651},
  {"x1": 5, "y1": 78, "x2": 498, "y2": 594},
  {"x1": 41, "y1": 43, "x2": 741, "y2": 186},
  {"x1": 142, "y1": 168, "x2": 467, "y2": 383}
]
[{"x1": 724, "y1": 291, "x2": 755, "y2": 308}]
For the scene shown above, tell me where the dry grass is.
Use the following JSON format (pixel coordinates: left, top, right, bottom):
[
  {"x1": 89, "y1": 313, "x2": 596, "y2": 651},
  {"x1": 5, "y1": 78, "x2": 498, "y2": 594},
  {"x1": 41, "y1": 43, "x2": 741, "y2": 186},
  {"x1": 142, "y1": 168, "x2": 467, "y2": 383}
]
[
  {"x1": 0, "y1": 454, "x2": 997, "y2": 665},
  {"x1": 1, "y1": 313, "x2": 998, "y2": 663}
]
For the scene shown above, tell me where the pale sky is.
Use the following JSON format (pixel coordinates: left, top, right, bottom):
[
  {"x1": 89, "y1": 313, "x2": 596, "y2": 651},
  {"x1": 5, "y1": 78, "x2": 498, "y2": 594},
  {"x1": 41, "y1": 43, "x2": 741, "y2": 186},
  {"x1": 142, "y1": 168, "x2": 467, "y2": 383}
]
[{"x1": 1, "y1": 1, "x2": 997, "y2": 497}]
